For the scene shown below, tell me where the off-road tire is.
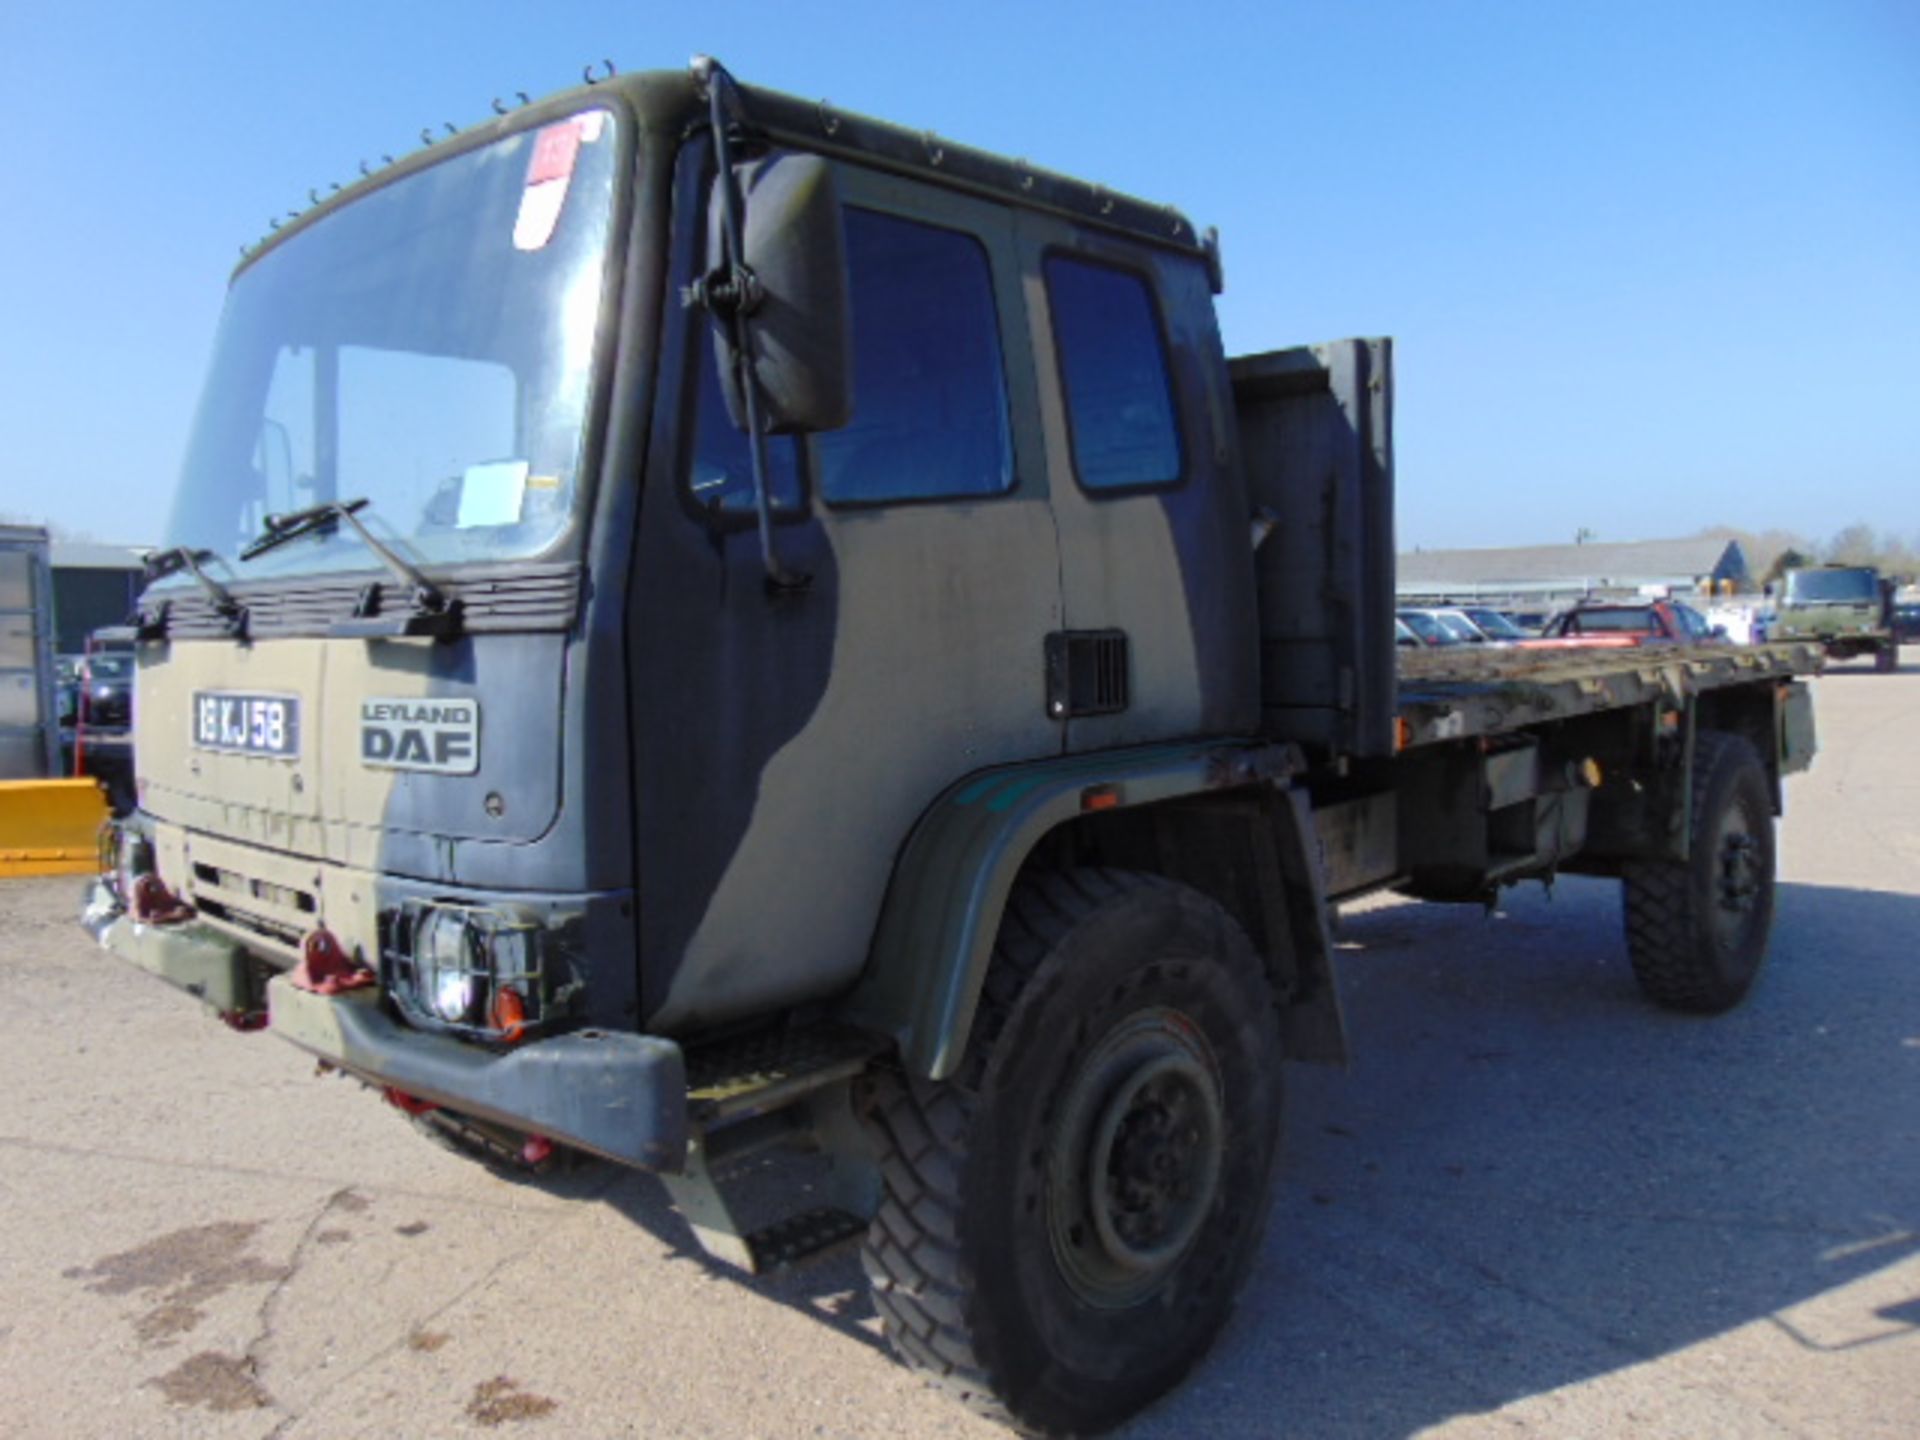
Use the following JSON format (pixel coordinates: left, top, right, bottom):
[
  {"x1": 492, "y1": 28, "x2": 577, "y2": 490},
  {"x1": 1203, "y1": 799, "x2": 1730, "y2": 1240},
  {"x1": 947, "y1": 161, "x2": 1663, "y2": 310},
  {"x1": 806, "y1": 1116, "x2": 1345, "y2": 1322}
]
[
  {"x1": 860, "y1": 869, "x2": 1283, "y2": 1436},
  {"x1": 1622, "y1": 732, "x2": 1776, "y2": 1013}
]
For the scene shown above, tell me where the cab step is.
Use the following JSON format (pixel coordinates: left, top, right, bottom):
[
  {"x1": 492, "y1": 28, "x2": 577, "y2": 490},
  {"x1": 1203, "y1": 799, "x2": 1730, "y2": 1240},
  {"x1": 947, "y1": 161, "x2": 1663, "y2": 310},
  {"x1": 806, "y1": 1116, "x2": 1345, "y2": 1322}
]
[
  {"x1": 684, "y1": 1020, "x2": 890, "y2": 1127},
  {"x1": 666, "y1": 1021, "x2": 890, "y2": 1273},
  {"x1": 744, "y1": 1206, "x2": 868, "y2": 1270}
]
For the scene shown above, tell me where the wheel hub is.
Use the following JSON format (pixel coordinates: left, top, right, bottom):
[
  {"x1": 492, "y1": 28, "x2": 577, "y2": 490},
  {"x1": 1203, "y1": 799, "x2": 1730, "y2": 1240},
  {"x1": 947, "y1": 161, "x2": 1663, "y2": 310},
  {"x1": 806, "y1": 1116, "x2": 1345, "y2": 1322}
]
[
  {"x1": 1047, "y1": 1009, "x2": 1225, "y2": 1308},
  {"x1": 1717, "y1": 832, "x2": 1760, "y2": 910}
]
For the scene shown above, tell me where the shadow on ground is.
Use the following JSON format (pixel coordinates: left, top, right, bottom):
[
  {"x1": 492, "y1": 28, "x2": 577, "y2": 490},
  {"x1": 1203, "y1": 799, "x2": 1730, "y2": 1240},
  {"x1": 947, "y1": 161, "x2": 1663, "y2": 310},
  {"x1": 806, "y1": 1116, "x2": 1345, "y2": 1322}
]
[{"x1": 524, "y1": 877, "x2": 1920, "y2": 1437}]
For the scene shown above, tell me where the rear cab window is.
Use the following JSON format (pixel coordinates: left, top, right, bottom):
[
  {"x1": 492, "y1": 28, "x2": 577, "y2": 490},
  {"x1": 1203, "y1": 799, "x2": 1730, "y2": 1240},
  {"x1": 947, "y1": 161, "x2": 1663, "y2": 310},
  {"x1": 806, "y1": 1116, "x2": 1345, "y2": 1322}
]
[{"x1": 1043, "y1": 255, "x2": 1183, "y2": 492}]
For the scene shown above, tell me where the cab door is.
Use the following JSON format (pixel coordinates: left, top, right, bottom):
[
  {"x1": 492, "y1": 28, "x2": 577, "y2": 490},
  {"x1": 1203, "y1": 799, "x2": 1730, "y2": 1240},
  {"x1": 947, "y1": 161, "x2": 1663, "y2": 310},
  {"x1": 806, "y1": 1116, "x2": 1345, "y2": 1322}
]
[
  {"x1": 1012, "y1": 210, "x2": 1259, "y2": 752},
  {"x1": 629, "y1": 145, "x2": 1062, "y2": 1030}
]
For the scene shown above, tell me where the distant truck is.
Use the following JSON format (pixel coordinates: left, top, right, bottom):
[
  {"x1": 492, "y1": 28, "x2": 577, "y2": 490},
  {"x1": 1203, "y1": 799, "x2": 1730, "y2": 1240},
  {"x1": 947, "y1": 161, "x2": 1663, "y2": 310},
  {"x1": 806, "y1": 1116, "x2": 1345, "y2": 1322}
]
[
  {"x1": 84, "y1": 60, "x2": 1822, "y2": 1435},
  {"x1": 1771, "y1": 564, "x2": 1899, "y2": 672}
]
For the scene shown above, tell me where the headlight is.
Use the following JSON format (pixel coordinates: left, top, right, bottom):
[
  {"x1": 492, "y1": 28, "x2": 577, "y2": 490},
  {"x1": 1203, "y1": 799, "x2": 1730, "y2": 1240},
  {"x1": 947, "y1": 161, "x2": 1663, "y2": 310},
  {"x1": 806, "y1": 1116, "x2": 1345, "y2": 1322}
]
[
  {"x1": 416, "y1": 908, "x2": 481, "y2": 1024},
  {"x1": 395, "y1": 902, "x2": 547, "y2": 1038}
]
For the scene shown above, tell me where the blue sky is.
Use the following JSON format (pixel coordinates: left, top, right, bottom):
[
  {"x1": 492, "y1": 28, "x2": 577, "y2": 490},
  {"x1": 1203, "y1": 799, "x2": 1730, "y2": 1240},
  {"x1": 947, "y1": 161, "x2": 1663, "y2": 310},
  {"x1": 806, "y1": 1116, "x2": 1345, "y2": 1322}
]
[{"x1": 2, "y1": 0, "x2": 1915, "y2": 551}]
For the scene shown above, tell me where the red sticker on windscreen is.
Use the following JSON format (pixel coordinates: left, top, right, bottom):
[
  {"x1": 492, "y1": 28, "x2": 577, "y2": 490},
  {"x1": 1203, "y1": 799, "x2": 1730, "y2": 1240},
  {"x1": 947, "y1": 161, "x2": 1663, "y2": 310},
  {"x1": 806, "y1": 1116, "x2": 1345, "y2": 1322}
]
[
  {"x1": 526, "y1": 122, "x2": 582, "y2": 187},
  {"x1": 515, "y1": 120, "x2": 586, "y2": 251}
]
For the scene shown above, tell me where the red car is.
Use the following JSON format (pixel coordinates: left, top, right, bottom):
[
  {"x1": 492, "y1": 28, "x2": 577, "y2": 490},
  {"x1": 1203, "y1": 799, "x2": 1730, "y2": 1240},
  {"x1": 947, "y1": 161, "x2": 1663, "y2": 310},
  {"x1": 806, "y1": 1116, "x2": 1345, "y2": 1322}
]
[{"x1": 1522, "y1": 600, "x2": 1719, "y2": 649}]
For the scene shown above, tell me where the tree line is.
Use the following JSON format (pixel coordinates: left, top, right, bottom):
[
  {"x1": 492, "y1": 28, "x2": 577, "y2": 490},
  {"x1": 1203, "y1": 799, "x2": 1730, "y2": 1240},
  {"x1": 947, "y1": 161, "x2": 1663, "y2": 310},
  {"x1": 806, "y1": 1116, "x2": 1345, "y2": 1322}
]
[{"x1": 1694, "y1": 524, "x2": 1920, "y2": 587}]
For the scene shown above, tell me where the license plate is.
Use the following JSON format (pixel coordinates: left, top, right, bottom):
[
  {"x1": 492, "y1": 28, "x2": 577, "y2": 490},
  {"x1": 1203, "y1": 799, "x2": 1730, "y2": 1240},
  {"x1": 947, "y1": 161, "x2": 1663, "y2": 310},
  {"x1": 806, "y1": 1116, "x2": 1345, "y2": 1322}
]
[{"x1": 192, "y1": 692, "x2": 300, "y2": 758}]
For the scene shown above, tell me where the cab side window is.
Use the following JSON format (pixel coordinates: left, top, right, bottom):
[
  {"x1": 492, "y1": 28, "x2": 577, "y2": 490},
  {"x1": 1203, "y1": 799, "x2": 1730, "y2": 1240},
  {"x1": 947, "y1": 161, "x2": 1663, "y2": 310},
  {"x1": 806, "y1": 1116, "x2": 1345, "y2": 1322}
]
[
  {"x1": 1044, "y1": 256, "x2": 1182, "y2": 492},
  {"x1": 814, "y1": 208, "x2": 1013, "y2": 505}
]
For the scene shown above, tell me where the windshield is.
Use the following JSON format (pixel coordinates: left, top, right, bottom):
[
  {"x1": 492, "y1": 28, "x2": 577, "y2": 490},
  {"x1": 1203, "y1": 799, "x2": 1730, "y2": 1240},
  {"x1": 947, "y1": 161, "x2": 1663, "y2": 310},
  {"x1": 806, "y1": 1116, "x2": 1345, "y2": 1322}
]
[
  {"x1": 87, "y1": 655, "x2": 134, "y2": 681},
  {"x1": 1398, "y1": 611, "x2": 1452, "y2": 645},
  {"x1": 1466, "y1": 608, "x2": 1528, "y2": 640},
  {"x1": 163, "y1": 110, "x2": 622, "y2": 583},
  {"x1": 1432, "y1": 613, "x2": 1484, "y2": 643},
  {"x1": 1784, "y1": 568, "x2": 1876, "y2": 604},
  {"x1": 1565, "y1": 607, "x2": 1656, "y2": 634}
]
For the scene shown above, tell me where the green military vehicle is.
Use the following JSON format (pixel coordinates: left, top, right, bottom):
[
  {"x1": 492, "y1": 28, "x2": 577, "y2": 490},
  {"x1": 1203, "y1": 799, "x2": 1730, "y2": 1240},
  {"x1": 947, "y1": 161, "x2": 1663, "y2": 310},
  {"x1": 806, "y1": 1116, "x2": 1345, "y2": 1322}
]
[
  {"x1": 83, "y1": 59, "x2": 1821, "y2": 1436},
  {"x1": 1770, "y1": 563, "x2": 1899, "y2": 671}
]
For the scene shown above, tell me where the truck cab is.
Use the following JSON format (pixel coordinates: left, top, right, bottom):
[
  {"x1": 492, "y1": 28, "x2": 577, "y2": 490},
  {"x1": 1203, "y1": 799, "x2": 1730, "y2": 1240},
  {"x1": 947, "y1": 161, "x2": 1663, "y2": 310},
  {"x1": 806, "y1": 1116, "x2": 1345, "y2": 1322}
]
[
  {"x1": 91, "y1": 63, "x2": 1288, "y2": 1160},
  {"x1": 1771, "y1": 564, "x2": 1899, "y2": 670}
]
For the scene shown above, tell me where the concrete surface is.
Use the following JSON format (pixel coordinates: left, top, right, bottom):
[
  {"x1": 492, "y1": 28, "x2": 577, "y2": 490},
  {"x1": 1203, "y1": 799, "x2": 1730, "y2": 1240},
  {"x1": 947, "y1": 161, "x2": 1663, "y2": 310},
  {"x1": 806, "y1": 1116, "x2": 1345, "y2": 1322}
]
[{"x1": 0, "y1": 666, "x2": 1914, "y2": 1439}]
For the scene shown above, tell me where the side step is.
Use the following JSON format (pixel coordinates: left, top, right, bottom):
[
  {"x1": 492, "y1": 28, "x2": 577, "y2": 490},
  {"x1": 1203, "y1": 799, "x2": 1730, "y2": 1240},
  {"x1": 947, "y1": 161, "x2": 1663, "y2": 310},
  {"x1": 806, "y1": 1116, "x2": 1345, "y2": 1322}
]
[{"x1": 665, "y1": 1022, "x2": 890, "y2": 1273}]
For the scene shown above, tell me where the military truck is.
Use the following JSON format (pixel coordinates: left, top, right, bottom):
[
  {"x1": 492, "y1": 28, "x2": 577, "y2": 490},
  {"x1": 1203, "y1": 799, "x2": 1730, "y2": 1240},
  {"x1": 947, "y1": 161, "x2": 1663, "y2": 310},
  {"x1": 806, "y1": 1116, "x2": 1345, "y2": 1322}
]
[
  {"x1": 1770, "y1": 563, "x2": 1899, "y2": 671},
  {"x1": 83, "y1": 60, "x2": 1820, "y2": 1436}
]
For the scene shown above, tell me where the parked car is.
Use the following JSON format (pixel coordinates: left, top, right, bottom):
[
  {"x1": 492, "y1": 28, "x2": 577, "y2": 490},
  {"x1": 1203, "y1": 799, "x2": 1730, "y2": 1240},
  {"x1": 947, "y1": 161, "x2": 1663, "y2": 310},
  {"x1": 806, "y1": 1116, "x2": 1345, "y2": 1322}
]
[
  {"x1": 1402, "y1": 607, "x2": 1490, "y2": 645},
  {"x1": 1894, "y1": 603, "x2": 1920, "y2": 644},
  {"x1": 1527, "y1": 599, "x2": 1722, "y2": 648},
  {"x1": 1457, "y1": 607, "x2": 1533, "y2": 642},
  {"x1": 1396, "y1": 609, "x2": 1460, "y2": 647},
  {"x1": 1411, "y1": 606, "x2": 1529, "y2": 645},
  {"x1": 79, "y1": 649, "x2": 135, "y2": 730},
  {"x1": 1395, "y1": 617, "x2": 1423, "y2": 649}
]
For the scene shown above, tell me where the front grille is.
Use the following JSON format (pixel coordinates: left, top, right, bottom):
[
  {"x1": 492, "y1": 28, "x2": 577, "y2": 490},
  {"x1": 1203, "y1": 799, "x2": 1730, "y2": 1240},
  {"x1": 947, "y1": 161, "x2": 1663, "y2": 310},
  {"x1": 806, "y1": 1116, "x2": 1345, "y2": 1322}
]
[
  {"x1": 189, "y1": 861, "x2": 317, "y2": 954},
  {"x1": 153, "y1": 561, "x2": 582, "y2": 640}
]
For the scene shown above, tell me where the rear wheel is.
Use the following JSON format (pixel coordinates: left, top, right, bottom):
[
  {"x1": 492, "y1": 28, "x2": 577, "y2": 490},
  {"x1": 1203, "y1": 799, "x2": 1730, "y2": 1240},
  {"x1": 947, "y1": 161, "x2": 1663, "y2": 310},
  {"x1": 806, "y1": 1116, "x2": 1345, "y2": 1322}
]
[
  {"x1": 1622, "y1": 732, "x2": 1776, "y2": 1013},
  {"x1": 1875, "y1": 642, "x2": 1897, "y2": 673},
  {"x1": 860, "y1": 869, "x2": 1283, "y2": 1436}
]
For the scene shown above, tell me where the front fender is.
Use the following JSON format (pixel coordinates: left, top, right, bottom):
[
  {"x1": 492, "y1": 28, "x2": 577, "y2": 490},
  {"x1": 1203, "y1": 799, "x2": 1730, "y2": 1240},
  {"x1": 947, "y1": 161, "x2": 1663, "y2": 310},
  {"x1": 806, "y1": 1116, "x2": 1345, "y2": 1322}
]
[{"x1": 839, "y1": 740, "x2": 1300, "y2": 1080}]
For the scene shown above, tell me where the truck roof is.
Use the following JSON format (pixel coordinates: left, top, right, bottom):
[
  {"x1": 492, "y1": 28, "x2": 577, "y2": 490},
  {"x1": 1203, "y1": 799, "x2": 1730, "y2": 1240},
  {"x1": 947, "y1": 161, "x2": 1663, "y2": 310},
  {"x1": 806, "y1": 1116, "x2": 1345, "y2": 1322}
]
[{"x1": 239, "y1": 67, "x2": 1213, "y2": 278}]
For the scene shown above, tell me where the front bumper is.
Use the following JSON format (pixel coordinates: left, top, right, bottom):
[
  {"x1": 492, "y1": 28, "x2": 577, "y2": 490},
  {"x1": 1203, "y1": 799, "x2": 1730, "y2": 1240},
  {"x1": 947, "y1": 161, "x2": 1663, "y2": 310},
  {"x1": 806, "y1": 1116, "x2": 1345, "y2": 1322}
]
[{"x1": 82, "y1": 881, "x2": 688, "y2": 1171}]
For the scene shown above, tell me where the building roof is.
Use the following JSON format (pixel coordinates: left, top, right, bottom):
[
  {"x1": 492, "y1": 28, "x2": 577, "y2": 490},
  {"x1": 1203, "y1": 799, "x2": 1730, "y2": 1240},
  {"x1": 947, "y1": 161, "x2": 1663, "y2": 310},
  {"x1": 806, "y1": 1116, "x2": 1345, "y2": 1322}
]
[
  {"x1": 49, "y1": 540, "x2": 150, "y2": 571},
  {"x1": 1398, "y1": 537, "x2": 1747, "y2": 592}
]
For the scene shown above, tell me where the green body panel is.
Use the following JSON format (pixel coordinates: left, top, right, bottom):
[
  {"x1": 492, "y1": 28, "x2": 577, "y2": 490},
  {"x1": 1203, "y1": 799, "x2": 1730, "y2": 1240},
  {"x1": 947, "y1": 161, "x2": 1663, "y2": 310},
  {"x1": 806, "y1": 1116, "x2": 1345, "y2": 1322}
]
[{"x1": 838, "y1": 741, "x2": 1301, "y2": 1079}]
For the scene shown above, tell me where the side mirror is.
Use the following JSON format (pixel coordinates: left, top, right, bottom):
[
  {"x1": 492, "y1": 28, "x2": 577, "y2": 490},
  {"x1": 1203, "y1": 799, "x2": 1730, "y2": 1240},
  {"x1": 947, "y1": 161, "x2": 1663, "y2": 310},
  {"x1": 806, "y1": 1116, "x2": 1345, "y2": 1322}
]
[{"x1": 710, "y1": 152, "x2": 854, "y2": 436}]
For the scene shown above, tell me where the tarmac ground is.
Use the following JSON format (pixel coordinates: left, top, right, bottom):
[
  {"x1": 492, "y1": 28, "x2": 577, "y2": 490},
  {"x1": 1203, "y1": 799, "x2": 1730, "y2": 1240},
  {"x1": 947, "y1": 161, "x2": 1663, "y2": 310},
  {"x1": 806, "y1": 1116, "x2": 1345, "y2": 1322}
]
[{"x1": 1, "y1": 662, "x2": 1915, "y2": 1438}]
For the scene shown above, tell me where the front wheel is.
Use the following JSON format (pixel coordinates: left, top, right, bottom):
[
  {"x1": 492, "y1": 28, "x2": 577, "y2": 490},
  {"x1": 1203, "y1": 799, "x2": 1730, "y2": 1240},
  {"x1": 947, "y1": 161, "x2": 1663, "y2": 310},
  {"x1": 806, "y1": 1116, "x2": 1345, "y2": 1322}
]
[
  {"x1": 1622, "y1": 732, "x2": 1776, "y2": 1013},
  {"x1": 861, "y1": 869, "x2": 1283, "y2": 1436}
]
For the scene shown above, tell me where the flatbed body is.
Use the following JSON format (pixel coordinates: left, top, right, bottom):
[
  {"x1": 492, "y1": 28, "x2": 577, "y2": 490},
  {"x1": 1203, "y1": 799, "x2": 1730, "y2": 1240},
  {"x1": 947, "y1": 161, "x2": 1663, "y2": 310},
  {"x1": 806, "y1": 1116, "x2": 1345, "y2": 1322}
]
[{"x1": 1393, "y1": 640, "x2": 1821, "y2": 751}]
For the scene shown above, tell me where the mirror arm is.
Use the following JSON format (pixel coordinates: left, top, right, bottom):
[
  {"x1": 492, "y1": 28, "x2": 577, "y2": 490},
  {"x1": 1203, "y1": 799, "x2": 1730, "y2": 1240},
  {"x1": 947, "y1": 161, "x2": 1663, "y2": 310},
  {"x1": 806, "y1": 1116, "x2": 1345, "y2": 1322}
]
[{"x1": 692, "y1": 55, "x2": 810, "y2": 595}]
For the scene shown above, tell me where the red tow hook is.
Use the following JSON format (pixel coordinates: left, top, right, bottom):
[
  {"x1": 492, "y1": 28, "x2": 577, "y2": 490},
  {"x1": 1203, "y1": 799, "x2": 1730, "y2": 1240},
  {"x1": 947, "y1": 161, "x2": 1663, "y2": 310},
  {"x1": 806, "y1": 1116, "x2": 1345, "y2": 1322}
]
[
  {"x1": 221, "y1": 1010, "x2": 269, "y2": 1033},
  {"x1": 130, "y1": 874, "x2": 194, "y2": 926},
  {"x1": 383, "y1": 1087, "x2": 439, "y2": 1116},
  {"x1": 288, "y1": 927, "x2": 376, "y2": 996},
  {"x1": 521, "y1": 1135, "x2": 554, "y2": 1167}
]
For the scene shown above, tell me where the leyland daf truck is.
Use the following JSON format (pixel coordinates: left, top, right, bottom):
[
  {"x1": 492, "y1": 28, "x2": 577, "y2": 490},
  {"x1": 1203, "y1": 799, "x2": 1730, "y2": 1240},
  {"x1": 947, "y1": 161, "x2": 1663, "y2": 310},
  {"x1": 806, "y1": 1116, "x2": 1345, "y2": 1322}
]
[
  {"x1": 1771, "y1": 563, "x2": 1899, "y2": 672},
  {"x1": 84, "y1": 59, "x2": 1819, "y2": 1435}
]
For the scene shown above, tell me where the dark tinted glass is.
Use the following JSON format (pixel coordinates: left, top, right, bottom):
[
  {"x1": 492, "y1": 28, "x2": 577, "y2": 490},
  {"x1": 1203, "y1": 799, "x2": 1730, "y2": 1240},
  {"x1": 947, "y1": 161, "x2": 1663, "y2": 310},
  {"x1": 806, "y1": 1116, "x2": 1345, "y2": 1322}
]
[
  {"x1": 1784, "y1": 568, "x2": 1876, "y2": 603},
  {"x1": 1044, "y1": 256, "x2": 1181, "y2": 490},
  {"x1": 686, "y1": 326, "x2": 801, "y2": 517},
  {"x1": 814, "y1": 209, "x2": 1012, "y2": 505},
  {"x1": 1569, "y1": 608, "x2": 1656, "y2": 633}
]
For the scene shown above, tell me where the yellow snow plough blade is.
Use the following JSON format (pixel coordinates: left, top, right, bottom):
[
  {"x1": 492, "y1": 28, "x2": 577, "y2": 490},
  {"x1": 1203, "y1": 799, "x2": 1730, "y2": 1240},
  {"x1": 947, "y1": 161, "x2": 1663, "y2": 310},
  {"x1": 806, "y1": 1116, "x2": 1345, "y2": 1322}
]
[{"x1": 0, "y1": 779, "x2": 110, "y2": 878}]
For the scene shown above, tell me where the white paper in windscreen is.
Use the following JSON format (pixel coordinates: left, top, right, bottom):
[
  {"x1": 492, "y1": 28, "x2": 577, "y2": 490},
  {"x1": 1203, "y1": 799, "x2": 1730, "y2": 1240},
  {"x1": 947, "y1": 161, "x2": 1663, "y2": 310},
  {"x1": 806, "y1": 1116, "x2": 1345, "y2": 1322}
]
[{"x1": 457, "y1": 460, "x2": 530, "y2": 527}]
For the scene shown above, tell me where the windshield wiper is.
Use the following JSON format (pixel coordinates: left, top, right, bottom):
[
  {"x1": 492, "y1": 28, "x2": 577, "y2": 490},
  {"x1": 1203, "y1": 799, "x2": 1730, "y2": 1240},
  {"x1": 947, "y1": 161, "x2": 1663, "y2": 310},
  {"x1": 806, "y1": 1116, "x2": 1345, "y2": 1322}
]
[
  {"x1": 143, "y1": 545, "x2": 247, "y2": 636},
  {"x1": 242, "y1": 498, "x2": 460, "y2": 636}
]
